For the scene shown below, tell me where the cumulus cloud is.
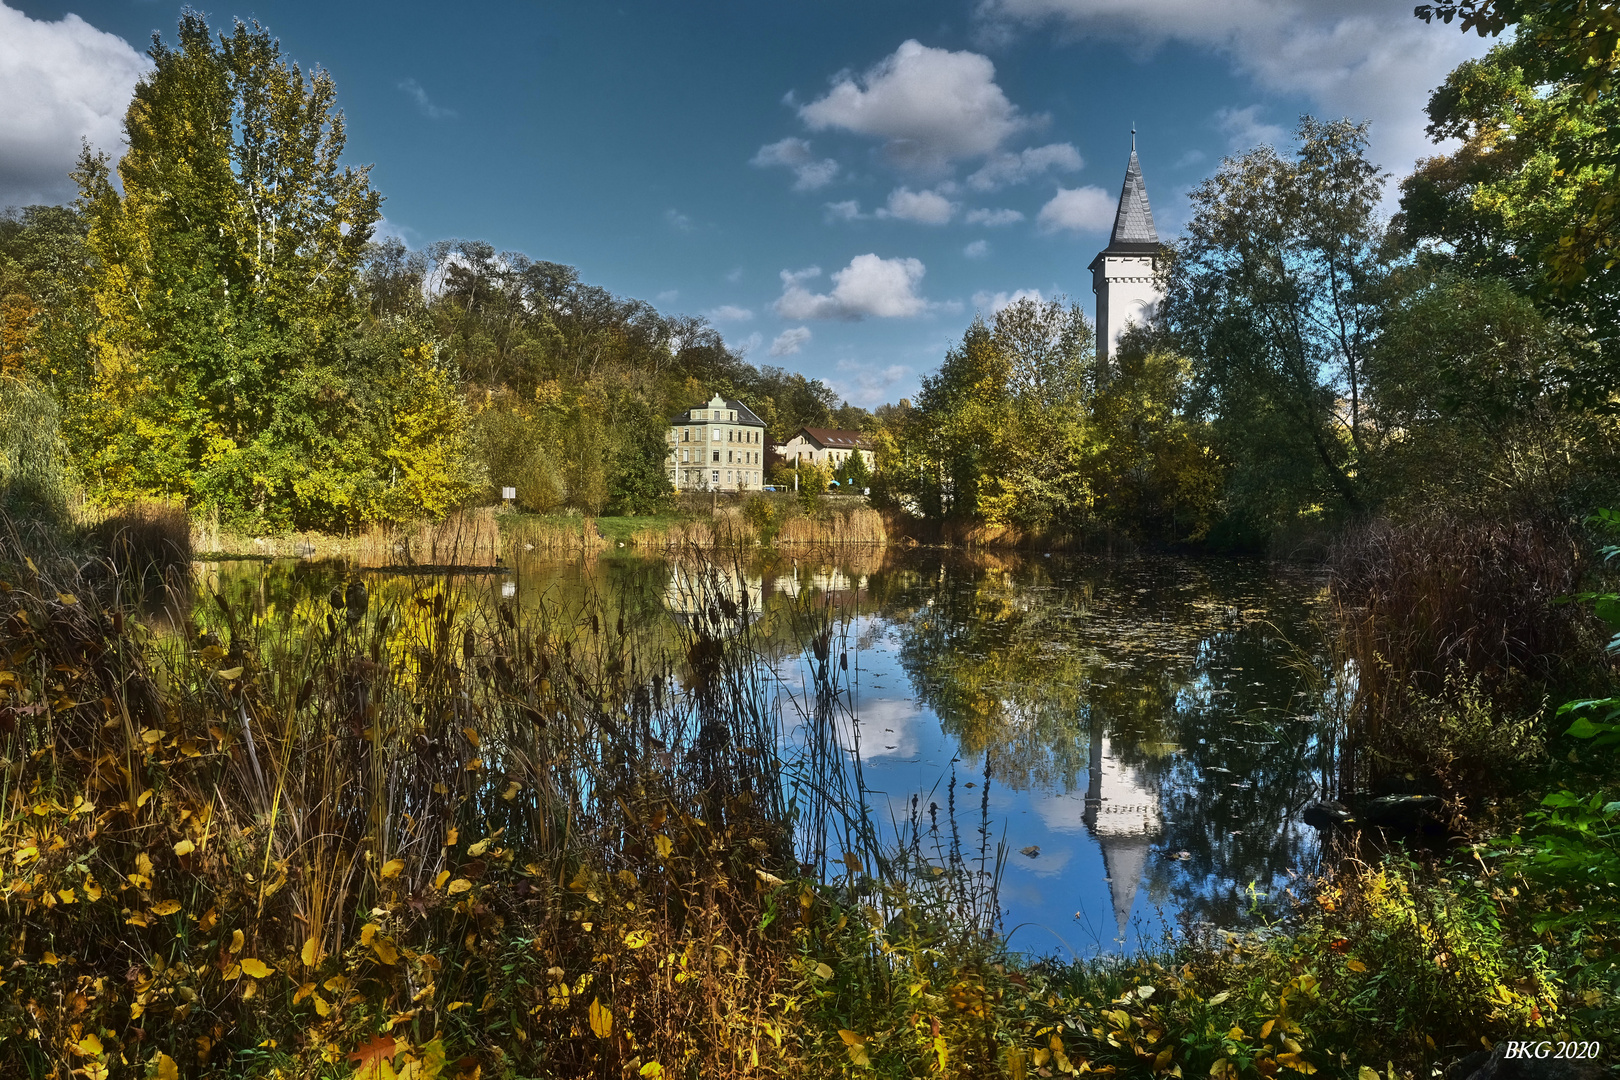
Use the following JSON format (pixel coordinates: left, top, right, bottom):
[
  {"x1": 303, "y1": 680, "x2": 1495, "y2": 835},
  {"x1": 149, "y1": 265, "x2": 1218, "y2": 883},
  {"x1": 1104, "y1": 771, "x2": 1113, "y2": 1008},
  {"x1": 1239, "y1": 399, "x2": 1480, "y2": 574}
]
[
  {"x1": 824, "y1": 199, "x2": 865, "y2": 222},
  {"x1": 963, "y1": 239, "x2": 991, "y2": 258},
  {"x1": 875, "y1": 186, "x2": 956, "y2": 225},
  {"x1": 769, "y1": 326, "x2": 813, "y2": 356},
  {"x1": 0, "y1": 3, "x2": 147, "y2": 207},
  {"x1": 966, "y1": 141, "x2": 1083, "y2": 190},
  {"x1": 750, "y1": 136, "x2": 840, "y2": 191},
  {"x1": 1216, "y1": 104, "x2": 1287, "y2": 151},
  {"x1": 965, "y1": 207, "x2": 1024, "y2": 226},
  {"x1": 707, "y1": 305, "x2": 753, "y2": 322},
  {"x1": 972, "y1": 287, "x2": 1045, "y2": 314},
  {"x1": 774, "y1": 255, "x2": 930, "y2": 321},
  {"x1": 399, "y1": 78, "x2": 456, "y2": 119},
  {"x1": 798, "y1": 39, "x2": 1033, "y2": 173},
  {"x1": 976, "y1": 0, "x2": 1493, "y2": 182},
  {"x1": 1037, "y1": 185, "x2": 1116, "y2": 233}
]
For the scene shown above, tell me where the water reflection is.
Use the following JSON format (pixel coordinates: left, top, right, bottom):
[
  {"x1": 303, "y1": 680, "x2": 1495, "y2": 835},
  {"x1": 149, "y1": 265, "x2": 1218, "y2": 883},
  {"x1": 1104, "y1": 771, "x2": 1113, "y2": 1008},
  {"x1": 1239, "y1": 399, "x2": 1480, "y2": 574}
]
[{"x1": 194, "y1": 548, "x2": 1333, "y2": 956}]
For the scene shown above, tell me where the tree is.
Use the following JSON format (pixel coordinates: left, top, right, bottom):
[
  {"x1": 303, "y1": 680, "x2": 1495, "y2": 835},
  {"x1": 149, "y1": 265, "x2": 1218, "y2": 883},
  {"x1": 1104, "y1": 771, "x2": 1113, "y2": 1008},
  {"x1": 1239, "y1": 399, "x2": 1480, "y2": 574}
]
[
  {"x1": 1163, "y1": 116, "x2": 1389, "y2": 526},
  {"x1": 1414, "y1": 1, "x2": 1618, "y2": 333},
  {"x1": 1396, "y1": 33, "x2": 1618, "y2": 387},
  {"x1": 72, "y1": 14, "x2": 385, "y2": 527}
]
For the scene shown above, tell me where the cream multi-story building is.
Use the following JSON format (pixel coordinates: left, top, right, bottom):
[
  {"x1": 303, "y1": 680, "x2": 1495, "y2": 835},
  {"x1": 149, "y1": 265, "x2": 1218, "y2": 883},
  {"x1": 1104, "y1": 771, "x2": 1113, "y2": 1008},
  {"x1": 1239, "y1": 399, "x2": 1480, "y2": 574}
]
[{"x1": 667, "y1": 393, "x2": 768, "y2": 492}]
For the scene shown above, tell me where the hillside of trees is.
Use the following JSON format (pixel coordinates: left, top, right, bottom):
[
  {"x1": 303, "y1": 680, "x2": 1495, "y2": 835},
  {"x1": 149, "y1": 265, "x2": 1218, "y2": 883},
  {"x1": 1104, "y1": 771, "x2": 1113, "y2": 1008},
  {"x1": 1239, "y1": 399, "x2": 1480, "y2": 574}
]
[{"x1": 0, "y1": 15, "x2": 866, "y2": 531}]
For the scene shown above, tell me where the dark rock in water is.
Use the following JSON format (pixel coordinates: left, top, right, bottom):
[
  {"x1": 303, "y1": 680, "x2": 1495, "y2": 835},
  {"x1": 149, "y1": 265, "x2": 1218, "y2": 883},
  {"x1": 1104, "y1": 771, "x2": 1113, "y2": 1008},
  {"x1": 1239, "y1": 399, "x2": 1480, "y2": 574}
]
[
  {"x1": 328, "y1": 585, "x2": 346, "y2": 611},
  {"x1": 1301, "y1": 794, "x2": 1445, "y2": 834},
  {"x1": 345, "y1": 581, "x2": 368, "y2": 618},
  {"x1": 1446, "y1": 1042, "x2": 1608, "y2": 1080},
  {"x1": 1302, "y1": 801, "x2": 1355, "y2": 830}
]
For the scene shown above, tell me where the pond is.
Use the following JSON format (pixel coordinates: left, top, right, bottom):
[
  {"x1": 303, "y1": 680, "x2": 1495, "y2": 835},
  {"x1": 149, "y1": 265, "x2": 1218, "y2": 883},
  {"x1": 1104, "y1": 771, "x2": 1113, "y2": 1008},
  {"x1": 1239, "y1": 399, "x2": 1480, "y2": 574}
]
[{"x1": 194, "y1": 547, "x2": 1337, "y2": 959}]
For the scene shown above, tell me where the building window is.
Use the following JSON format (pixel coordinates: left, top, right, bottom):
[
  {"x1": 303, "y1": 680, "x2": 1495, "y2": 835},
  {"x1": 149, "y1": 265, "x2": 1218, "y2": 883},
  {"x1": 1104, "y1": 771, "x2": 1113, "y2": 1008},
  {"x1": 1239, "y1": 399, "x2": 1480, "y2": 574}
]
[
  {"x1": 711, "y1": 470, "x2": 720, "y2": 484},
  {"x1": 712, "y1": 451, "x2": 720, "y2": 462}
]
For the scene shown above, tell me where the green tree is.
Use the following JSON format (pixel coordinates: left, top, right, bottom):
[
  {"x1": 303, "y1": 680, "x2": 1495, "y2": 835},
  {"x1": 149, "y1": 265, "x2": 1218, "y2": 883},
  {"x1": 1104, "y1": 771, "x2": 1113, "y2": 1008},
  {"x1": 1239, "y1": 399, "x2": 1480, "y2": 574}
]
[
  {"x1": 1164, "y1": 116, "x2": 1389, "y2": 528},
  {"x1": 72, "y1": 14, "x2": 384, "y2": 528}
]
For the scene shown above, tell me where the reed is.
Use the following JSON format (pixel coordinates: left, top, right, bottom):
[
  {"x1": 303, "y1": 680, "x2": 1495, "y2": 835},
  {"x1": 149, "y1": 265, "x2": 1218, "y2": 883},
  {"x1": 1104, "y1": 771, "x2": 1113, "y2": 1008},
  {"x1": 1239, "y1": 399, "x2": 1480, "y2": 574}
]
[
  {"x1": 83, "y1": 496, "x2": 193, "y2": 568},
  {"x1": 1327, "y1": 512, "x2": 1594, "y2": 792}
]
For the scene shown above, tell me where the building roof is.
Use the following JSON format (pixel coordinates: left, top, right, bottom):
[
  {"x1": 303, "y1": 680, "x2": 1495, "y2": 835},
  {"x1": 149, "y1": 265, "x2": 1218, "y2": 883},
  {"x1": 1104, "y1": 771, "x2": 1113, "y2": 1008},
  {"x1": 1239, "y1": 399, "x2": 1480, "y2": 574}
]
[
  {"x1": 1088, "y1": 142, "x2": 1163, "y2": 268},
  {"x1": 793, "y1": 427, "x2": 872, "y2": 450},
  {"x1": 669, "y1": 394, "x2": 766, "y2": 427}
]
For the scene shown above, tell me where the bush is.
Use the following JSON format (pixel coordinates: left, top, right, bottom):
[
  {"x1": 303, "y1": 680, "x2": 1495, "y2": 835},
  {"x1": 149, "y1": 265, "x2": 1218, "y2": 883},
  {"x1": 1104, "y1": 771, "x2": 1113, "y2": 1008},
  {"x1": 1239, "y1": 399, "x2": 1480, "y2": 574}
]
[{"x1": 0, "y1": 374, "x2": 68, "y2": 519}]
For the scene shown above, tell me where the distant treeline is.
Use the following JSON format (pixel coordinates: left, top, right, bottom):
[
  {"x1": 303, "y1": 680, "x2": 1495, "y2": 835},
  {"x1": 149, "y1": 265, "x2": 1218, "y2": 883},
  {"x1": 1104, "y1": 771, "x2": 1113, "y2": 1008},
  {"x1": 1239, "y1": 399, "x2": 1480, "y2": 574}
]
[{"x1": 0, "y1": 14, "x2": 867, "y2": 532}]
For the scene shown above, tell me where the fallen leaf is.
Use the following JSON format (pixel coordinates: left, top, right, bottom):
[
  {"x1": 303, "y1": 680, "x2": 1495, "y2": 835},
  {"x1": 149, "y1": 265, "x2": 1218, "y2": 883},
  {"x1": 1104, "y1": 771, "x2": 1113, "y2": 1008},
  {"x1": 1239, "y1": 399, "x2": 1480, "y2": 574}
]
[
  {"x1": 1346, "y1": 959, "x2": 1368, "y2": 973},
  {"x1": 151, "y1": 900, "x2": 181, "y2": 916},
  {"x1": 230, "y1": 929, "x2": 244, "y2": 954},
  {"x1": 153, "y1": 1052, "x2": 179, "y2": 1080},
  {"x1": 380, "y1": 859, "x2": 404, "y2": 879},
  {"x1": 239, "y1": 958, "x2": 274, "y2": 979},
  {"x1": 447, "y1": 878, "x2": 472, "y2": 895},
  {"x1": 589, "y1": 997, "x2": 613, "y2": 1038},
  {"x1": 173, "y1": 839, "x2": 195, "y2": 856}
]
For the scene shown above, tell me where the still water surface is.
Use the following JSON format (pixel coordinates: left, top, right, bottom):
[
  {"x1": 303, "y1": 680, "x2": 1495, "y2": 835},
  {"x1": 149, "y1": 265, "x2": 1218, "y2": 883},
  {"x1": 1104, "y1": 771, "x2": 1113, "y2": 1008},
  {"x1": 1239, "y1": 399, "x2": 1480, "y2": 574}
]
[{"x1": 198, "y1": 549, "x2": 1336, "y2": 959}]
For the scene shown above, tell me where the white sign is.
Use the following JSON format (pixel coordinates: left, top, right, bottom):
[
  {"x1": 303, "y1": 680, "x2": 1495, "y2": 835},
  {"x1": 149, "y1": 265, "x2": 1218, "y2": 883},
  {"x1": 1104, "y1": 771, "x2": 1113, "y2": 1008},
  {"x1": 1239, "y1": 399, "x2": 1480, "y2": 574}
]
[{"x1": 502, "y1": 487, "x2": 516, "y2": 500}]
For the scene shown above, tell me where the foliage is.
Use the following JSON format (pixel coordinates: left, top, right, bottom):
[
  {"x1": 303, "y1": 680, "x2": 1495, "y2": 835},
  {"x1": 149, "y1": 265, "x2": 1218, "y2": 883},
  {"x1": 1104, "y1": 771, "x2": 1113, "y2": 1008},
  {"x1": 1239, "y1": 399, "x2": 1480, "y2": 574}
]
[
  {"x1": 1366, "y1": 272, "x2": 1620, "y2": 516},
  {"x1": 1413, "y1": 0, "x2": 1620, "y2": 318},
  {"x1": 1164, "y1": 117, "x2": 1388, "y2": 527},
  {"x1": 0, "y1": 375, "x2": 69, "y2": 518}
]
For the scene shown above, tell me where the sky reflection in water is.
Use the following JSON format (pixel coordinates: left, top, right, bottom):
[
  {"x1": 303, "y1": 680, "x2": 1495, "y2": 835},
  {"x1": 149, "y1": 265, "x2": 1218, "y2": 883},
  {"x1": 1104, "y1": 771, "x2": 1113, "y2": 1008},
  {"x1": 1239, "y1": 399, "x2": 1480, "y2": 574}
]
[{"x1": 201, "y1": 549, "x2": 1335, "y2": 958}]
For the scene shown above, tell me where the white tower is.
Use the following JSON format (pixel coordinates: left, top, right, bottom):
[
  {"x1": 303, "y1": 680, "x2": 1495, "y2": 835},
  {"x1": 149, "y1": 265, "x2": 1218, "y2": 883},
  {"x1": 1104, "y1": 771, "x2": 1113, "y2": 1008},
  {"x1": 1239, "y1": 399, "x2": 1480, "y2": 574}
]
[{"x1": 1088, "y1": 132, "x2": 1164, "y2": 368}]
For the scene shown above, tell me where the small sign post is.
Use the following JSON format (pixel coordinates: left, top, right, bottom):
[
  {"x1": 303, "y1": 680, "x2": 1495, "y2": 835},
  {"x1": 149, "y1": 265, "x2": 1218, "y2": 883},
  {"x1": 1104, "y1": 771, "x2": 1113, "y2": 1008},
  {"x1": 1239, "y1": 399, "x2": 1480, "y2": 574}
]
[{"x1": 502, "y1": 486, "x2": 516, "y2": 504}]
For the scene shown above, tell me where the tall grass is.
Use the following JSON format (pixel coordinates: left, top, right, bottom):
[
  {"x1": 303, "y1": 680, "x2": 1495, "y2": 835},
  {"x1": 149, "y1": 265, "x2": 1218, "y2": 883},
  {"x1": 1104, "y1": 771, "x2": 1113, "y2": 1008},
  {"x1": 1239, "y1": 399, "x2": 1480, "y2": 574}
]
[{"x1": 1328, "y1": 513, "x2": 1596, "y2": 794}]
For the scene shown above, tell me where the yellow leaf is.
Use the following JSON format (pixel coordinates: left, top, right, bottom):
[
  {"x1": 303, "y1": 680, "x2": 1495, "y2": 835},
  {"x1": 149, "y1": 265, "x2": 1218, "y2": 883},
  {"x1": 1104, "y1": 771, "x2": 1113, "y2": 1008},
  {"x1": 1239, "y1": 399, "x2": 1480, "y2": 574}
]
[
  {"x1": 501, "y1": 781, "x2": 521, "y2": 801},
  {"x1": 756, "y1": 868, "x2": 785, "y2": 887},
  {"x1": 301, "y1": 937, "x2": 320, "y2": 968},
  {"x1": 445, "y1": 828, "x2": 458, "y2": 847},
  {"x1": 153, "y1": 1051, "x2": 179, "y2": 1080},
  {"x1": 141, "y1": 729, "x2": 164, "y2": 745},
  {"x1": 589, "y1": 997, "x2": 613, "y2": 1038},
  {"x1": 137, "y1": 789, "x2": 153, "y2": 808},
  {"x1": 74, "y1": 1033, "x2": 104, "y2": 1056},
  {"x1": 447, "y1": 878, "x2": 472, "y2": 895},
  {"x1": 640, "y1": 1064, "x2": 665, "y2": 1078},
  {"x1": 125, "y1": 910, "x2": 150, "y2": 927},
  {"x1": 83, "y1": 1064, "x2": 108, "y2": 1080},
  {"x1": 230, "y1": 929, "x2": 244, "y2": 954},
  {"x1": 623, "y1": 930, "x2": 649, "y2": 949},
  {"x1": 467, "y1": 839, "x2": 491, "y2": 857},
  {"x1": 151, "y1": 900, "x2": 181, "y2": 916},
  {"x1": 434, "y1": 870, "x2": 450, "y2": 889},
  {"x1": 372, "y1": 936, "x2": 399, "y2": 965},
  {"x1": 1228, "y1": 1026, "x2": 1244, "y2": 1040},
  {"x1": 57, "y1": 888, "x2": 77, "y2": 904},
  {"x1": 239, "y1": 958, "x2": 274, "y2": 979},
  {"x1": 83, "y1": 879, "x2": 102, "y2": 901},
  {"x1": 654, "y1": 835, "x2": 674, "y2": 858},
  {"x1": 380, "y1": 859, "x2": 405, "y2": 879},
  {"x1": 362, "y1": 924, "x2": 379, "y2": 947},
  {"x1": 173, "y1": 839, "x2": 195, "y2": 856},
  {"x1": 838, "y1": 1029, "x2": 865, "y2": 1047},
  {"x1": 41, "y1": 951, "x2": 59, "y2": 966},
  {"x1": 217, "y1": 667, "x2": 243, "y2": 680},
  {"x1": 1277, "y1": 1053, "x2": 1318, "y2": 1075},
  {"x1": 137, "y1": 853, "x2": 154, "y2": 875},
  {"x1": 57, "y1": 593, "x2": 78, "y2": 606},
  {"x1": 1346, "y1": 959, "x2": 1368, "y2": 973},
  {"x1": 814, "y1": 962, "x2": 834, "y2": 980},
  {"x1": 311, "y1": 992, "x2": 332, "y2": 1017},
  {"x1": 294, "y1": 982, "x2": 315, "y2": 1004},
  {"x1": 1360, "y1": 1069, "x2": 1381, "y2": 1080},
  {"x1": 461, "y1": 725, "x2": 481, "y2": 748},
  {"x1": 1260, "y1": 1019, "x2": 1275, "y2": 1040}
]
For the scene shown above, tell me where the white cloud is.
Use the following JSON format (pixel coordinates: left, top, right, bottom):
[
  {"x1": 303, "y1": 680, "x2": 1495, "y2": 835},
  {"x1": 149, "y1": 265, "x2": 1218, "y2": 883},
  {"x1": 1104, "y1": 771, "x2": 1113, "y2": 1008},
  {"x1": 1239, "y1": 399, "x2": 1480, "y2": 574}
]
[
  {"x1": 707, "y1": 304, "x2": 753, "y2": 322},
  {"x1": 665, "y1": 208, "x2": 695, "y2": 232},
  {"x1": 963, "y1": 239, "x2": 991, "y2": 258},
  {"x1": 656, "y1": 289, "x2": 680, "y2": 304},
  {"x1": 965, "y1": 207, "x2": 1024, "y2": 226},
  {"x1": 774, "y1": 255, "x2": 930, "y2": 321},
  {"x1": 1172, "y1": 148, "x2": 1208, "y2": 169},
  {"x1": 0, "y1": 4, "x2": 147, "y2": 206},
  {"x1": 399, "y1": 78, "x2": 456, "y2": 119},
  {"x1": 1215, "y1": 104, "x2": 1286, "y2": 151},
  {"x1": 1037, "y1": 185, "x2": 1116, "y2": 233},
  {"x1": 798, "y1": 39, "x2": 1033, "y2": 173},
  {"x1": 769, "y1": 326, "x2": 813, "y2": 356},
  {"x1": 977, "y1": 0, "x2": 1494, "y2": 183},
  {"x1": 834, "y1": 362, "x2": 912, "y2": 407},
  {"x1": 725, "y1": 266, "x2": 744, "y2": 283},
  {"x1": 735, "y1": 332, "x2": 765, "y2": 356},
  {"x1": 967, "y1": 141, "x2": 1083, "y2": 190},
  {"x1": 875, "y1": 186, "x2": 956, "y2": 225},
  {"x1": 972, "y1": 287, "x2": 1045, "y2": 314},
  {"x1": 750, "y1": 136, "x2": 840, "y2": 191},
  {"x1": 824, "y1": 199, "x2": 866, "y2": 222}
]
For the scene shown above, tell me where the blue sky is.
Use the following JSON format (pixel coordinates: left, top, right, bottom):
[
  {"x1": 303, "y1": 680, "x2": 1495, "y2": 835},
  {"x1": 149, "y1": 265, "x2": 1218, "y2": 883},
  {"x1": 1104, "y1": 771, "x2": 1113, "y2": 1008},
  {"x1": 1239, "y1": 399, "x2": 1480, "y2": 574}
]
[{"x1": 1, "y1": 0, "x2": 1490, "y2": 407}]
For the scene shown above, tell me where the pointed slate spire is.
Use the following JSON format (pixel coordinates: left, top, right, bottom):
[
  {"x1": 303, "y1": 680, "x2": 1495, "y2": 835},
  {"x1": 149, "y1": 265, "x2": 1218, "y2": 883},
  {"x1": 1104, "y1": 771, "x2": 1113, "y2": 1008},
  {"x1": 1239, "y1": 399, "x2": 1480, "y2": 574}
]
[{"x1": 1108, "y1": 139, "x2": 1159, "y2": 248}]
